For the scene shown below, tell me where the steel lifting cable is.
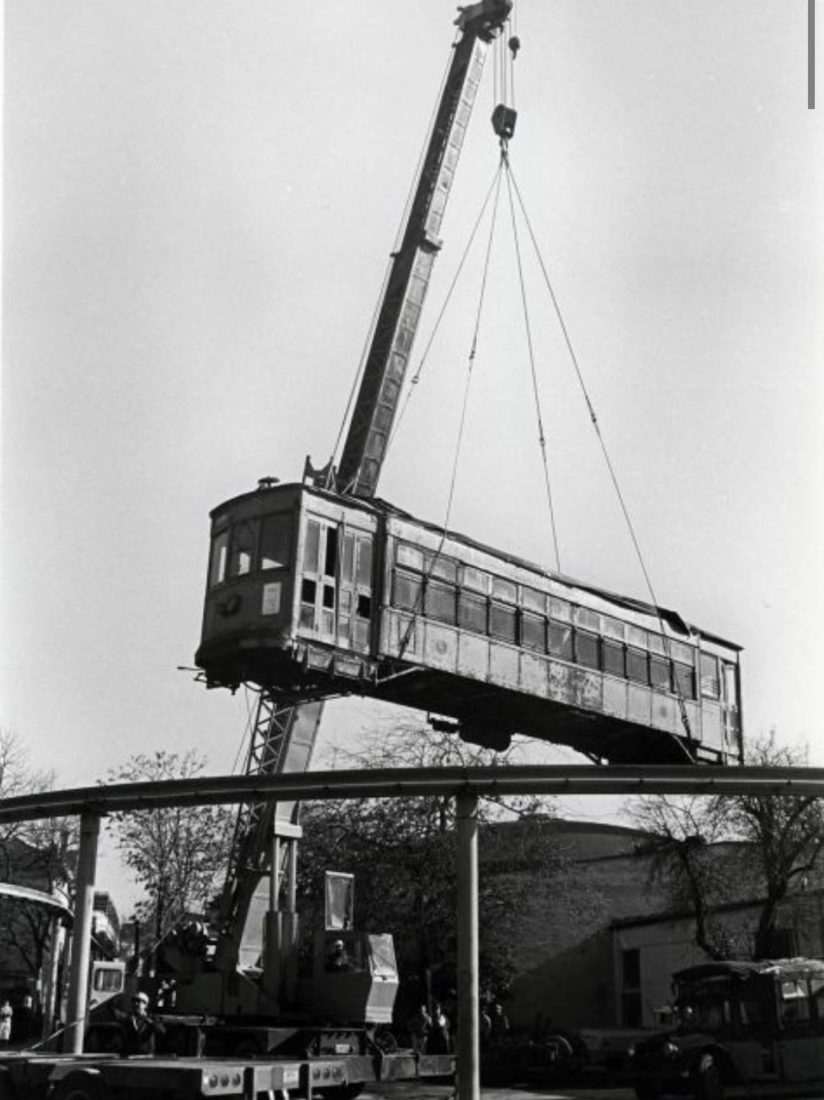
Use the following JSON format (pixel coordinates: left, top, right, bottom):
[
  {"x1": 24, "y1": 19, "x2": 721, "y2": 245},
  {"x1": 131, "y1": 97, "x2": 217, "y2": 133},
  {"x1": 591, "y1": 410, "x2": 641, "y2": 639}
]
[
  {"x1": 327, "y1": 37, "x2": 460, "y2": 479},
  {"x1": 393, "y1": 160, "x2": 506, "y2": 667},
  {"x1": 504, "y1": 162, "x2": 694, "y2": 743},
  {"x1": 502, "y1": 151, "x2": 562, "y2": 573}
]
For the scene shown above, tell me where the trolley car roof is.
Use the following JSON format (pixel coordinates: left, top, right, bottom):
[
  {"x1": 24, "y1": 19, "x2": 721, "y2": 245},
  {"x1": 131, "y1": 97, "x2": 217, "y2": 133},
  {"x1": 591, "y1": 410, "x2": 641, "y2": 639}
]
[{"x1": 213, "y1": 480, "x2": 741, "y2": 651}]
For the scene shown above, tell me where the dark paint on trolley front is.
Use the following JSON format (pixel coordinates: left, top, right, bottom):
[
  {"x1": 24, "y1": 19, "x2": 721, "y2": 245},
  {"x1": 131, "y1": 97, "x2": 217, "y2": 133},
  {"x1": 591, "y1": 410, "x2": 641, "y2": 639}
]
[{"x1": 195, "y1": 481, "x2": 744, "y2": 767}]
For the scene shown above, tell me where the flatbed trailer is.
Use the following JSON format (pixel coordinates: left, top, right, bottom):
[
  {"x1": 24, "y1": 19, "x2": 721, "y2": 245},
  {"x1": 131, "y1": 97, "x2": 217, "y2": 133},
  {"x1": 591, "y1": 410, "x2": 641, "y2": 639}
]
[{"x1": 0, "y1": 1048, "x2": 454, "y2": 1100}]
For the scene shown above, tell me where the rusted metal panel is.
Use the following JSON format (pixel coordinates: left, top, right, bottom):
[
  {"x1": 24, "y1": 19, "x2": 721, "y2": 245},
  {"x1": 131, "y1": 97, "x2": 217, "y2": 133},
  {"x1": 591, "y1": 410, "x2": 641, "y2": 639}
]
[
  {"x1": 701, "y1": 701, "x2": 724, "y2": 750},
  {"x1": 628, "y1": 684, "x2": 652, "y2": 726},
  {"x1": 574, "y1": 668, "x2": 601, "y2": 710},
  {"x1": 423, "y1": 622, "x2": 458, "y2": 672},
  {"x1": 385, "y1": 610, "x2": 419, "y2": 659},
  {"x1": 520, "y1": 651, "x2": 548, "y2": 696},
  {"x1": 652, "y1": 693, "x2": 678, "y2": 733},
  {"x1": 548, "y1": 660, "x2": 575, "y2": 704},
  {"x1": 490, "y1": 642, "x2": 519, "y2": 688},
  {"x1": 603, "y1": 676, "x2": 628, "y2": 720},
  {"x1": 458, "y1": 632, "x2": 488, "y2": 682}
]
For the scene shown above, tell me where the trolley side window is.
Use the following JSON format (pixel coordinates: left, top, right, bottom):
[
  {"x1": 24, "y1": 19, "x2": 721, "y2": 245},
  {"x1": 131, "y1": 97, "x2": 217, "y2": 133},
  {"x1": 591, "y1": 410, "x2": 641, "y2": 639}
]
[
  {"x1": 627, "y1": 648, "x2": 649, "y2": 685},
  {"x1": 459, "y1": 591, "x2": 487, "y2": 633},
  {"x1": 603, "y1": 639, "x2": 625, "y2": 678},
  {"x1": 425, "y1": 579, "x2": 457, "y2": 625},
  {"x1": 700, "y1": 652, "x2": 721, "y2": 698},
  {"x1": 650, "y1": 655, "x2": 672, "y2": 692},
  {"x1": 674, "y1": 661, "x2": 697, "y2": 699},
  {"x1": 548, "y1": 621, "x2": 574, "y2": 661},
  {"x1": 521, "y1": 611, "x2": 546, "y2": 651},
  {"x1": 489, "y1": 601, "x2": 517, "y2": 643},
  {"x1": 575, "y1": 630, "x2": 600, "y2": 670}
]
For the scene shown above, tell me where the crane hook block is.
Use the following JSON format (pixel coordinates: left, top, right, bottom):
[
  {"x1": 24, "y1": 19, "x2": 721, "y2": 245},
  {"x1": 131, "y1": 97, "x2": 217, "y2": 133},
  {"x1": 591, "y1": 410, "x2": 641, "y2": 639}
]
[
  {"x1": 492, "y1": 104, "x2": 517, "y2": 140},
  {"x1": 508, "y1": 35, "x2": 521, "y2": 59}
]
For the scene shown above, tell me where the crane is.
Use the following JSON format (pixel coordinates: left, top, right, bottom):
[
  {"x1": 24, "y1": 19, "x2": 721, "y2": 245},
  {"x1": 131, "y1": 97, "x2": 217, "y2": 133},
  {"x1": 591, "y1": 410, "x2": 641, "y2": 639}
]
[{"x1": 202, "y1": 0, "x2": 514, "y2": 1023}]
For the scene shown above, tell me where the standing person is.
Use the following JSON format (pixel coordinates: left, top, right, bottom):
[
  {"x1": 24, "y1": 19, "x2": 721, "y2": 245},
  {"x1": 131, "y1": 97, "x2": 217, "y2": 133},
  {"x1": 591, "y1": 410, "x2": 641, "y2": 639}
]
[
  {"x1": 113, "y1": 991, "x2": 165, "y2": 1056},
  {"x1": 0, "y1": 1000, "x2": 12, "y2": 1044},
  {"x1": 480, "y1": 1003, "x2": 492, "y2": 1046},
  {"x1": 428, "y1": 1001, "x2": 451, "y2": 1054},
  {"x1": 408, "y1": 1003, "x2": 432, "y2": 1053},
  {"x1": 490, "y1": 1002, "x2": 510, "y2": 1042}
]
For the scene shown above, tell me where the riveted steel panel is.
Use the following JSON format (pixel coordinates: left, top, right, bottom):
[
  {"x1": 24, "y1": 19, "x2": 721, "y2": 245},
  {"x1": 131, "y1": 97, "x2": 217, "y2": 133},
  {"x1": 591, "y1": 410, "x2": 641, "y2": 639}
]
[
  {"x1": 603, "y1": 676, "x2": 628, "y2": 719},
  {"x1": 458, "y1": 632, "x2": 488, "y2": 681},
  {"x1": 386, "y1": 610, "x2": 419, "y2": 659},
  {"x1": 628, "y1": 683, "x2": 652, "y2": 725},
  {"x1": 574, "y1": 668, "x2": 601, "y2": 709},
  {"x1": 701, "y1": 701, "x2": 724, "y2": 750},
  {"x1": 652, "y1": 692, "x2": 678, "y2": 732},
  {"x1": 424, "y1": 623, "x2": 458, "y2": 671},
  {"x1": 490, "y1": 642, "x2": 519, "y2": 688},
  {"x1": 520, "y1": 651, "x2": 548, "y2": 696},
  {"x1": 548, "y1": 661, "x2": 575, "y2": 704}
]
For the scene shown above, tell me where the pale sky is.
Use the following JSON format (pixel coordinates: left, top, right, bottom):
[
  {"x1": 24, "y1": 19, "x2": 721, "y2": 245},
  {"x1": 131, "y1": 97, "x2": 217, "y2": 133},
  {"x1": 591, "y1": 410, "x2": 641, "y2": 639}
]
[{"x1": 2, "y1": 1, "x2": 823, "y2": 907}]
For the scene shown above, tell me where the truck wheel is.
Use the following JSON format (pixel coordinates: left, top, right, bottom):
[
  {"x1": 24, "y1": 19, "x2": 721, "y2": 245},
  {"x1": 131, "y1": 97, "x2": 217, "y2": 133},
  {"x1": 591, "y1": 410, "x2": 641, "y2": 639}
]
[
  {"x1": 372, "y1": 1026, "x2": 397, "y2": 1053},
  {"x1": 693, "y1": 1053, "x2": 724, "y2": 1100},
  {"x1": 50, "y1": 1071, "x2": 104, "y2": 1100}
]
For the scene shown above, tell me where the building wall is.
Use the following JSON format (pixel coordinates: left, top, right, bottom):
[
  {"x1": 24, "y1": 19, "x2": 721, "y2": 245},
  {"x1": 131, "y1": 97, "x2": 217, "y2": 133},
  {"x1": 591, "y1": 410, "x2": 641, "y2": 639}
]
[
  {"x1": 492, "y1": 820, "x2": 671, "y2": 1031},
  {"x1": 485, "y1": 820, "x2": 824, "y2": 1037},
  {"x1": 612, "y1": 891, "x2": 824, "y2": 1029}
]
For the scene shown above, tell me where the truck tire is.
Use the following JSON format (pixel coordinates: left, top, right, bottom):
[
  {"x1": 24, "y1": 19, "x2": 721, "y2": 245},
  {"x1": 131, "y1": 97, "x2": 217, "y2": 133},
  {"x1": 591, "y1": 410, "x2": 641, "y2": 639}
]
[
  {"x1": 371, "y1": 1026, "x2": 397, "y2": 1053},
  {"x1": 50, "y1": 1071, "x2": 103, "y2": 1100},
  {"x1": 692, "y1": 1053, "x2": 724, "y2": 1100}
]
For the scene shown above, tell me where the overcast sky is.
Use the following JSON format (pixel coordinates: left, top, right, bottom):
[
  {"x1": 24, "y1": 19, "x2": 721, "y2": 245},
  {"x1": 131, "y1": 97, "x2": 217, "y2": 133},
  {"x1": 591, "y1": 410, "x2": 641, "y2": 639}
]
[{"x1": 2, "y1": 1, "x2": 822, "y2": 906}]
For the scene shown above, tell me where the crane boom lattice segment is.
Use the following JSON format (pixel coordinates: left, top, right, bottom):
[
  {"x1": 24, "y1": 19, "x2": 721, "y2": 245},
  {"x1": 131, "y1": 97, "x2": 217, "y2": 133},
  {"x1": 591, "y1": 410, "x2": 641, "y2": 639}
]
[
  {"x1": 335, "y1": 0, "x2": 512, "y2": 499},
  {"x1": 215, "y1": 695, "x2": 323, "y2": 972}
]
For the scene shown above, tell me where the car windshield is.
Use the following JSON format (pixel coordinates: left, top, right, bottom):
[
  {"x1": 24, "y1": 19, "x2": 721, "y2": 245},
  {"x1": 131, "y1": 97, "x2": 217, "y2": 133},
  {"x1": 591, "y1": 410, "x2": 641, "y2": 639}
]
[{"x1": 674, "y1": 980, "x2": 731, "y2": 1033}]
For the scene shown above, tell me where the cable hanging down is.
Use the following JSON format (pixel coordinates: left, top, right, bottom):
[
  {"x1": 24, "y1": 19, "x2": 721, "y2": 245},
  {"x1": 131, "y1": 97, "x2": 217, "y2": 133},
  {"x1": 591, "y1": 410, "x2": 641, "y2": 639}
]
[
  {"x1": 393, "y1": 160, "x2": 506, "y2": 667},
  {"x1": 503, "y1": 159, "x2": 694, "y2": 743}
]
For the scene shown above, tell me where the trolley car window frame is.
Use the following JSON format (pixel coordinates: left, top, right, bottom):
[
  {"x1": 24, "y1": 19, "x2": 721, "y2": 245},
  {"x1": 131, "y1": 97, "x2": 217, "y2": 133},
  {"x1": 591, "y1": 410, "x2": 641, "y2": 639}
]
[
  {"x1": 384, "y1": 536, "x2": 717, "y2": 712},
  {"x1": 575, "y1": 629, "x2": 600, "y2": 670},
  {"x1": 259, "y1": 513, "x2": 293, "y2": 571},
  {"x1": 209, "y1": 528, "x2": 230, "y2": 588},
  {"x1": 229, "y1": 519, "x2": 256, "y2": 579},
  {"x1": 521, "y1": 611, "x2": 546, "y2": 651}
]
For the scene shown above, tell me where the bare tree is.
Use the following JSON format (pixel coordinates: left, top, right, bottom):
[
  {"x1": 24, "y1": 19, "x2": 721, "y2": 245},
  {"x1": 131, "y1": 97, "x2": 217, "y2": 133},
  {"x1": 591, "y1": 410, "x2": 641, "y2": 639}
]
[
  {"x1": 300, "y1": 721, "x2": 590, "y2": 1001},
  {"x1": 632, "y1": 731, "x2": 824, "y2": 959},
  {"x1": 105, "y1": 750, "x2": 234, "y2": 945}
]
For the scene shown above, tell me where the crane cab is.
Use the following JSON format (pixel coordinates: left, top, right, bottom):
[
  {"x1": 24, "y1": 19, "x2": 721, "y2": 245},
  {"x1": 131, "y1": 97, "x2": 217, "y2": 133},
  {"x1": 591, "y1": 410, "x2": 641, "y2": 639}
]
[{"x1": 311, "y1": 931, "x2": 398, "y2": 1026}]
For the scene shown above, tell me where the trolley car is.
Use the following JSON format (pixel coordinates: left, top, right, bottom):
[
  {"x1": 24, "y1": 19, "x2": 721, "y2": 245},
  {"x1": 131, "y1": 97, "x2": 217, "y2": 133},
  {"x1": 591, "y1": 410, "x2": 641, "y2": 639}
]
[{"x1": 195, "y1": 480, "x2": 743, "y2": 766}]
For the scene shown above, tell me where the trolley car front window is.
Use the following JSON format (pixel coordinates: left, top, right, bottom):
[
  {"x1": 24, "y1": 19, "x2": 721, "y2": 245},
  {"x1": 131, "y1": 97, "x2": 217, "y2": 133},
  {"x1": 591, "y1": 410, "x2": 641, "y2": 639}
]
[
  {"x1": 260, "y1": 514, "x2": 292, "y2": 570},
  {"x1": 229, "y1": 520, "x2": 256, "y2": 578}
]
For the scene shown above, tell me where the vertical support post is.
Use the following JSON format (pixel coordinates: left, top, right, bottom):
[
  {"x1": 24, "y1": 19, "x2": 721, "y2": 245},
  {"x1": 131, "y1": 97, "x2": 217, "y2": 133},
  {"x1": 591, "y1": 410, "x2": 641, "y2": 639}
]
[
  {"x1": 42, "y1": 915, "x2": 63, "y2": 1042},
  {"x1": 263, "y1": 831, "x2": 282, "y2": 1001},
  {"x1": 456, "y1": 792, "x2": 480, "y2": 1100},
  {"x1": 286, "y1": 838, "x2": 298, "y2": 914},
  {"x1": 65, "y1": 811, "x2": 100, "y2": 1054}
]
